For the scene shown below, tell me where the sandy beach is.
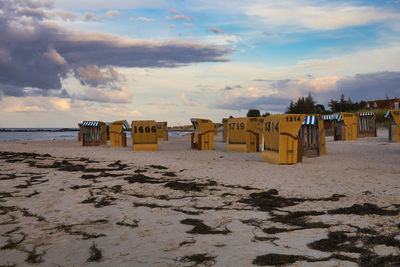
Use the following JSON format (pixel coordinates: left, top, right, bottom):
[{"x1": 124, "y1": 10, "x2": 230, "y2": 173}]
[{"x1": 0, "y1": 130, "x2": 399, "y2": 266}]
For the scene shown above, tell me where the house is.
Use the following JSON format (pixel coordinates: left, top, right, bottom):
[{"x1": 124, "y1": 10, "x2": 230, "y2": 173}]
[{"x1": 365, "y1": 98, "x2": 400, "y2": 110}]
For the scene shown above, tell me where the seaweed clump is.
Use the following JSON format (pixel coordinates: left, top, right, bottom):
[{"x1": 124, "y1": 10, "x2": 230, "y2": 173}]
[
  {"x1": 116, "y1": 218, "x2": 139, "y2": 228},
  {"x1": 165, "y1": 180, "x2": 216, "y2": 192},
  {"x1": 25, "y1": 248, "x2": 45, "y2": 264},
  {"x1": 328, "y1": 203, "x2": 399, "y2": 216},
  {"x1": 239, "y1": 189, "x2": 344, "y2": 212},
  {"x1": 180, "y1": 218, "x2": 230, "y2": 235},
  {"x1": 253, "y1": 253, "x2": 308, "y2": 266},
  {"x1": 124, "y1": 174, "x2": 164, "y2": 184},
  {"x1": 308, "y1": 231, "x2": 368, "y2": 254},
  {"x1": 87, "y1": 242, "x2": 102, "y2": 262},
  {"x1": 179, "y1": 253, "x2": 216, "y2": 266}
]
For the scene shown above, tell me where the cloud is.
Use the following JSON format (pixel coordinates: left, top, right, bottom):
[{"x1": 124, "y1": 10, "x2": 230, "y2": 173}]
[
  {"x1": 135, "y1": 17, "x2": 156, "y2": 22},
  {"x1": 336, "y1": 71, "x2": 400, "y2": 101},
  {"x1": 84, "y1": 12, "x2": 102, "y2": 21},
  {"x1": 106, "y1": 10, "x2": 121, "y2": 18},
  {"x1": 0, "y1": 0, "x2": 230, "y2": 102},
  {"x1": 214, "y1": 71, "x2": 400, "y2": 112},
  {"x1": 183, "y1": 23, "x2": 193, "y2": 28},
  {"x1": 18, "y1": 7, "x2": 53, "y2": 20},
  {"x1": 168, "y1": 9, "x2": 181, "y2": 14},
  {"x1": 50, "y1": 98, "x2": 70, "y2": 110},
  {"x1": 178, "y1": 92, "x2": 196, "y2": 106},
  {"x1": 172, "y1": 14, "x2": 191, "y2": 21},
  {"x1": 245, "y1": 1, "x2": 400, "y2": 31},
  {"x1": 56, "y1": 10, "x2": 79, "y2": 21},
  {"x1": 53, "y1": 0, "x2": 164, "y2": 11},
  {"x1": 74, "y1": 65, "x2": 126, "y2": 87},
  {"x1": 4, "y1": 104, "x2": 46, "y2": 112},
  {"x1": 204, "y1": 34, "x2": 240, "y2": 45},
  {"x1": 146, "y1": 101, "x2": 177, "y2": 110},
  {"x1": 208, "y1": 27, "x2": 224, "y2": 34},
  {"x1": 76, "y1": 84, "x2": 132, "y2": 103}
]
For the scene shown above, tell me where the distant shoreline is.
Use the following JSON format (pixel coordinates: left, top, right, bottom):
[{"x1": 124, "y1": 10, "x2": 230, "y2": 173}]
[{"x1": 0, "y1": 128, "x2": 79, "y2": 132}]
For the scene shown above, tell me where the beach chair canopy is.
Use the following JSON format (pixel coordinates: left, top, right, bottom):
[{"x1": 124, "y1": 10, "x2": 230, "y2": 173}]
[
  {"x1": 331, "y1": 113, "x2": 343, "y2": 122},
  {"x1": 385, "y1": 110, "x2": 400, "y2": 124},
  {"x1": 123, "y1": 121, "x2": 130, "y2": 130},
  {"x1": 82, "y1": 121, "x2": 100, "y2": 127},
  {"x1": 302, "y1": 115, "x2": 318, "y2": 125},
  {"x1": 332, "y1": 112, "x2": 357, "y2": 125},
  {"x1": 358, "y1": 112, "x2": 375, "y2": 117},
  {"x1": 322, "y1": 115, "x2": 333, "y2": 120}
]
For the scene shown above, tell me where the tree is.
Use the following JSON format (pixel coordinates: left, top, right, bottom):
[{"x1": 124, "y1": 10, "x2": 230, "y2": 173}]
[
  {"x1": 261, "y1": 111, "x2": 270, "y2": 117},
  {"x1": 328, "y1": 94, "x2": 366, "y2": 113},
  {"x1": 315, "y1": 104, "x2": 326, "y2": 114},
  {"x1": 286, "y1": 92, "x2": 316, "y2": 114},
  {"x1": 247, "y1": 109, "x2": 261, "y2": 117}
]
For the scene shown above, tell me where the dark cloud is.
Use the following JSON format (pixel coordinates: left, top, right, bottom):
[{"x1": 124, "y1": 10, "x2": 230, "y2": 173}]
[
  {"x1": 0, "y1": 0, "x2": 230, "y2": 101},
  {"x1": 336, "y1": 71, "x2": 400, "y2": 101},
  {"x1": 223, "y1": 86, "x2": 232, "y2": 90},
  {"x1": 74, "y1": 65, "x2": 125, "y2": 88},
  {"x1": 216, "y1": 71, "x2": 400, "y2": 112}
]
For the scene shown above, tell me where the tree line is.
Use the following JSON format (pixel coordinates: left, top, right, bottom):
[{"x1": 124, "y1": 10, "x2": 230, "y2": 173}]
[
  {"x1": 242, "y1": 93, "x2": 367, "y2": 117},
  {"x1": 286, "y1": 93, "x2": 367, "y2": 114}
]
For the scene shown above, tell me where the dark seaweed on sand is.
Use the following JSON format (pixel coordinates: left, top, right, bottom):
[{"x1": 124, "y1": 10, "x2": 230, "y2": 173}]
[
  {"x1": 164, "y1": 180, "x2": 217, "y2": 192},
  {"x1": 149, "y1": 165, "x2": 168, "y2": 170},
  {"x1": 163, "y1": 171, "x2": 177, "y2": 177},
  {"x1": 116, "y1": 218, "x2": 139, "y2": 228},
  {"x1": 124, "y1": 174, "x2": 165, "y2": 184},
  {"x1": 179, "y1": 253, "x2": 216, "y2": 266},
  {"x1": 87, "y1": 242, "x2": 102, "y2": 262},
  {"x1": 239, "y1": 189, "x2": 344, "y2": 212},
  {"x1": 24, "y1": 248, "x2": 45, "y2": 264},
  {"x1": 327, "y1": 203, "x2": 400, "y2": 216},
  {"x1": 180, "y1": 218, "x2": 231, "y2": 235},
  {"x1": 1, "y1": 233, "x2": 26, "y2": 250},
  {"x1": 54, "y1": 224, "x2": 106, "y2": 240}
]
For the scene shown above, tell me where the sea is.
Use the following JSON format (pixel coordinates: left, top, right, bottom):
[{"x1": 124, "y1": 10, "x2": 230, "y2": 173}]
[{"x1": 0, "y1": 128, "x2": 191, "y2": 142}]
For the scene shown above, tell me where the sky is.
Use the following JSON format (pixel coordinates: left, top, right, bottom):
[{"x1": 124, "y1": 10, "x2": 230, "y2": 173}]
[{"x1": 1, "y1": 0, "x2": 400, "y2": 127}]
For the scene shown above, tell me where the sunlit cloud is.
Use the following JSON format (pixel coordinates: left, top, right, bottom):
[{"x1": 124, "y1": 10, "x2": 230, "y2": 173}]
[
  {"x1": 106, "y1": 10, "x2": 121, "y2": 18},
  {"x1": 245, "y1": 1, "x2": 400, "y2": 30}
]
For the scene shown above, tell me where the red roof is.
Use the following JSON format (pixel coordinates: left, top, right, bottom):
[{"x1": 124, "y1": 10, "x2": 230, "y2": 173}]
[{"x1": 366, "y1": 98, "x2": 400, "y2": 109}]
